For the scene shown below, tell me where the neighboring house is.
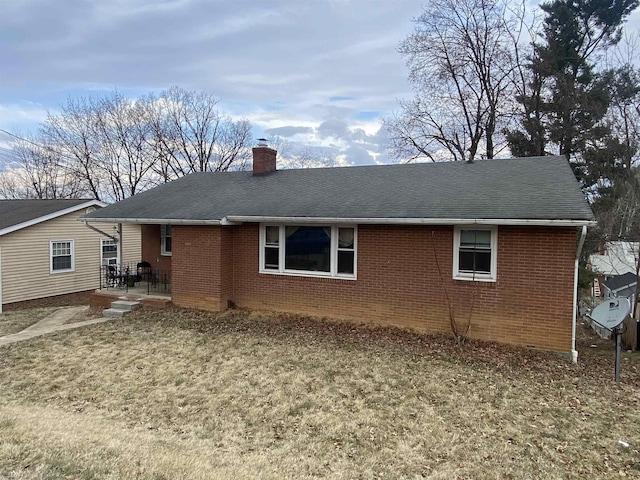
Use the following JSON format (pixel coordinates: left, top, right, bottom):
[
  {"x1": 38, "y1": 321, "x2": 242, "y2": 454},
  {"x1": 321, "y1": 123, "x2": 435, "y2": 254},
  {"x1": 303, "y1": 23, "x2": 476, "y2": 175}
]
[
  {"x1": 595, "y1": 273, "x2": 639, "y2": 347},
  {"x1": 602, "y1": 272, "x2": 637, "y2": 301},
  {"x1": 588, "y1": 241, "x2": 639, "y2": 297},
  {"x1": 0, "y1": 199, "x2": 141, "y2": 312},
  {"x1": 84, "y1": 146, "x2": 594, "y2": 358}
]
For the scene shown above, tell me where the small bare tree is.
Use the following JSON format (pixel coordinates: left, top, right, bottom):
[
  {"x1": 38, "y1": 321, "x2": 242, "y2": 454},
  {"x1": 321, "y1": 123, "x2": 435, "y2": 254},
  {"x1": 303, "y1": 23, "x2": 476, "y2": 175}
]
[
  {"x1": 267, "y1": 136, "x2": 336, "y2": 169},
  {"x1": 387, "y1": 0, "x2": 525, "y2": 162},
  {"x1": 93, "y1": 92, "x2": 157, "y2": 201},
  {"x1": 144, "y1": 86, "x2": 252, "y2": 181},
  {"x1": 0, "y1": 135, "x2": 85, "y2": 199},
  {"x1": 42, "y1": 97, "x2": 105, "y2": 200}
]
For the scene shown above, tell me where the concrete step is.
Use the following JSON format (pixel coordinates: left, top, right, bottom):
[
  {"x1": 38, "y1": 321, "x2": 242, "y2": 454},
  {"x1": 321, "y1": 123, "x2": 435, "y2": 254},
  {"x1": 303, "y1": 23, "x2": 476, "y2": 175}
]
[
  {"x1": 111, "y1": 300, "x2": 141, "y2": 312},
  {"x1": 102, "y1": 300, "x2": 141, "y2": 318}
]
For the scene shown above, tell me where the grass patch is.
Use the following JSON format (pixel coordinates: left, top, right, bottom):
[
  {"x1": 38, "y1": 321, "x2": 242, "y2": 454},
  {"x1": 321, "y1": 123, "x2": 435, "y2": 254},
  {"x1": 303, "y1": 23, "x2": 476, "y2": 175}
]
[
  {"x1": 0, "y1": 308, "x2": 639, "y2": 479},
  {"x1": 0, "y1": 307, "x2": 58, "y2": 336}
]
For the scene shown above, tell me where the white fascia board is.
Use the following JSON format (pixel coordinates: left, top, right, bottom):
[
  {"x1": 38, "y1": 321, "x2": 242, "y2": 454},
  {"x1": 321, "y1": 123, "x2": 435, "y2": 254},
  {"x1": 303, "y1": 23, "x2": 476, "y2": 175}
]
[
  {"x1": 0, "y1": 200, "x2": 107, "y2": 237},
  {"x1": 224, "y1": 216, "x2": 595, "y2": 227},
  {"x1": 81, "y1": 217, "x2": 222, "y2": 225}
]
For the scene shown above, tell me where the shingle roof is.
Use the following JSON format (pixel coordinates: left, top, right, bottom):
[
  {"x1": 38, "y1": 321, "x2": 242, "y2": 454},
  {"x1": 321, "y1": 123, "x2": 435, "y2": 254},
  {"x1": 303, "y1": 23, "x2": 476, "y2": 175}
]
[
  {"x1": 0, "y1": 199, "x2": 101, "y2": 234},
  {"x1": 85, "y1": 156, "x2": 594, "y2": 224},
  {"x1": 603, "y1": 272, "x2": 637, "y2": 292}
]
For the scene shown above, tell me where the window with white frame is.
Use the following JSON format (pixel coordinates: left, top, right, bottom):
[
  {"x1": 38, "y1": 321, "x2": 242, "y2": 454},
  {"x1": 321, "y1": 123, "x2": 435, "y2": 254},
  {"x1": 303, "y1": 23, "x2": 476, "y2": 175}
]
[
  {"x1": 260, "y1": 225, "x2": 356, "y2": 278},
  {"x1": 453, "y1": 226, "x2": 497, "y2": 281},
  {"x1": 101, "y1": 238, "x2": 118, "y2": 266},
  {"x1": 50, "y1": 240, "x2": 74, "y2": 273},
  {"x1": 161, "y1": 224, "x2": 172, "y2": 256}
]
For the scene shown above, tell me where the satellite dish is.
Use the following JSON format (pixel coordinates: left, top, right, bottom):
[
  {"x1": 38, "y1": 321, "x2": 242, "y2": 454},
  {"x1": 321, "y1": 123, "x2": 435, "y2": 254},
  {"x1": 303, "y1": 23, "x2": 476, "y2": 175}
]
[
  {"x1": 86, "y1": 207, "x2": 96, "y2": 214},
  {"x1": 589, "y1": 297, "x2": 631, "y2": 330}
]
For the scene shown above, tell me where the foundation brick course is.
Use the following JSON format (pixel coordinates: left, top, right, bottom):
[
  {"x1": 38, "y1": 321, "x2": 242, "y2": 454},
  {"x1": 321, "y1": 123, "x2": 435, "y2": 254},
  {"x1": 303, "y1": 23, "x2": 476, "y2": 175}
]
[{"x1": 3, "y1": 290, "x2": 93, "y2": 311}]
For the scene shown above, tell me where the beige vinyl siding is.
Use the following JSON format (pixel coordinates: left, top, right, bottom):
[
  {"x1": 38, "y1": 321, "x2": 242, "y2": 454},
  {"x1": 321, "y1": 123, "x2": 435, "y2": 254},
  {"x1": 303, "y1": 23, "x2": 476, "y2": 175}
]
[
  {"x1": 1, "y1": 212, "x2": 141, "y2": 304},
  {"x1": 120, "y1": 223, "x2": 142, "y2": 266}
]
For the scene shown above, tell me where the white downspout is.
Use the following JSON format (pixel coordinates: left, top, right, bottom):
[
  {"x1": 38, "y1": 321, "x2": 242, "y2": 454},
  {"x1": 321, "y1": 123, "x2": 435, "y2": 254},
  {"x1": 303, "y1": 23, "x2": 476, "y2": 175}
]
[
  {"x1": 572, "y1": 225, "x2": 588, "y2": 363},
  {"x1": 117, "y1": 223, "x2": 123, "y2": 267}
]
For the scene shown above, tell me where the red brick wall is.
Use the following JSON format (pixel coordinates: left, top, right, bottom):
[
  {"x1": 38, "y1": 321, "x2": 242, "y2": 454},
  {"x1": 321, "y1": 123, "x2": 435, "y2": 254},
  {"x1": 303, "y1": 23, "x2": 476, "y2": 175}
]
[
  {"x1": 3, "y1": 290, "x2": 94, "y2": 311},
  {"x1": 171, "y1": 224, "x2": 577, "y2": 353},
  {"x1": 171, "y1": 226, "x2": 231, "y2": 311},
  {"x1": 220, "y1": 228, "x2": 234, "y2": 307},
  {"x1": 141, "y1": 224, "x2": 172, "y2": 275}
]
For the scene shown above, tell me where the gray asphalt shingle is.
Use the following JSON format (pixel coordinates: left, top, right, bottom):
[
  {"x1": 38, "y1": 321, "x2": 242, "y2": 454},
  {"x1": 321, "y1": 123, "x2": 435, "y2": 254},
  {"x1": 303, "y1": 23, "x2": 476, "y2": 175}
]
[
  {"x1": 85, "y1": 156, "x2": 594, "y2": 222},
  {"x1": 0, "y1": 199, "x2": 95, "y2": 232},
  {"x1": 603, "y1": 272, "x2": 637, "y2": 292}
]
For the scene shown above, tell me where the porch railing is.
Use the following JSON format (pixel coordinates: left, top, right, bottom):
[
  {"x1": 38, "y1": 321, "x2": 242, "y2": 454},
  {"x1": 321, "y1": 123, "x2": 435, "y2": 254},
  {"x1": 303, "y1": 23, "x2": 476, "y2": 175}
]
[{"x1": 99, "y1": 262, "x2": 171, "y2": 295}]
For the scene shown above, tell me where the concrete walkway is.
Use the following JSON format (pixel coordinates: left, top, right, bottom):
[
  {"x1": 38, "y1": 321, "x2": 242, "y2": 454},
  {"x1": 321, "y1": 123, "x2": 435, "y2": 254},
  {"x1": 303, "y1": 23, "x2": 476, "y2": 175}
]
[{"x1": 0, "y1": 306, "x2": 116, "y2": 346}]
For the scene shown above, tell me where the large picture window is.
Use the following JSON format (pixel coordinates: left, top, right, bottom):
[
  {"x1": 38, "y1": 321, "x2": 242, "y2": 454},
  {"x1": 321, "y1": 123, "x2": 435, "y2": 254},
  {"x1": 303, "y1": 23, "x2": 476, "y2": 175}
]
[
  {"x1": 50, "y1": 240, "x2": 75, "y2": 273},
  {"x1": 161, "y1": 224, "x2": 172, "y2": 256},
  {"x1": 453, "y1": 226, "x2": 497, "y2": 282},
  {"x1": 260, "y1": 225, "x2": 356, "y2": 278}
]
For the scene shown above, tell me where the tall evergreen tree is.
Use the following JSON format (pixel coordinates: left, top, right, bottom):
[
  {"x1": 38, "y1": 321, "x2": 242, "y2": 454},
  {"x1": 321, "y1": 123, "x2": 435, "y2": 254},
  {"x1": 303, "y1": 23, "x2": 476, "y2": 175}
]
[{"x1": 505, "y1": 0, "x2": 639, "y2": 161}]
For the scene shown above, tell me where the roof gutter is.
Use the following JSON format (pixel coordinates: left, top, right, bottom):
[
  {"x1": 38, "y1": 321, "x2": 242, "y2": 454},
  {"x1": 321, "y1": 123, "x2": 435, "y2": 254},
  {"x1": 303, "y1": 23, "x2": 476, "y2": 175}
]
[
  {"x1": 83, "y1": 221, "x2": 118, "y2": 241},
  {"x1": 81, "y1": 216, "x2": 595, "y2": 228},
  {"x1": 224, "y1": 216, "x2": 596, "y2": 227},
  {"x1": 572, "y1": 225, "x2": 588, "y2": 364},
  {"x1": 80, "y1": 217, "x2": 222, "y2": 225}
]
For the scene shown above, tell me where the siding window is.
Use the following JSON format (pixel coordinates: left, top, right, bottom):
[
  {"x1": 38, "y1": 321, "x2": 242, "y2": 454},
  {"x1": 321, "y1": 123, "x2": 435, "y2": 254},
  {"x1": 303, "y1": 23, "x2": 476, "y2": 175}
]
[
  {"x1": 101, "y1": 238, "x2": 118, "y2": 266},
  {"x1": 161, "y1": 224, "x2": 172, "y2": 256},
  {"x1": 337, "y1": 227, "x2": 355, "y2": 274},
  {"x1": 264, "y1": 225, "x2": 280, "y2": 270},
  {"x1": 51, "y1": 240, "x2": 74, "y2": 273},
  {"x1": 260, "y1": 225, "x2": 356, "y2": 279},
  {"x1": 453, "y1": 226, "x2": 497, "y2": 282}
]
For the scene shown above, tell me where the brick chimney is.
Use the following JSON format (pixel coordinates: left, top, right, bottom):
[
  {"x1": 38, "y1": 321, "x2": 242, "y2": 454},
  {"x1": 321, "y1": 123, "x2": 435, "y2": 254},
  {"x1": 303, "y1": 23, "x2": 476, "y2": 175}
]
[{"x1": 252, "y1": 138, "x2": 277, "y2": 176}]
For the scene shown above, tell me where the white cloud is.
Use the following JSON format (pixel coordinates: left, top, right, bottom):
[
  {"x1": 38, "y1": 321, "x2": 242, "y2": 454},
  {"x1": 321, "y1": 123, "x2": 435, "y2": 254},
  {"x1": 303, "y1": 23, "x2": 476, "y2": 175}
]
[
  {"x1": 0, "y1": 0, "x2": 428, "y2": 166},
  {"x1": 0, "y1": 103, "x2": 49, "y2": 132}
]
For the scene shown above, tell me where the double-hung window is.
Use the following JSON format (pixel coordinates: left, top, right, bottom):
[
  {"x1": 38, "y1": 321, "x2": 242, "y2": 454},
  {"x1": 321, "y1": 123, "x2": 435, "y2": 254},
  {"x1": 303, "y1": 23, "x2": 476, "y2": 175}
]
[
  {"x1": 161, "y1": 224, "x2": 172, "y2": 256},
  {"x1": 453, "y1": 226, "x2": 497, "y2": 281},
  {"x1": 101, "y1": 238, "x2": 118, "y2": 266},
  {"x1": 50, "y1": 240, "x2": 75, "y2": 273},
  {"x1": 260, "y1": 225, "x2": 356, "y2": 278}
]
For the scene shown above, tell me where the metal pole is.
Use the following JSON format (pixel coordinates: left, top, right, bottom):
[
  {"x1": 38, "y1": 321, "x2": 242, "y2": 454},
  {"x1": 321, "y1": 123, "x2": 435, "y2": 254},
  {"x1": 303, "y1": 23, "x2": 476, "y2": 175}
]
[{"x1": 615, "y1": 327, "x2": 622, "y2": 382}]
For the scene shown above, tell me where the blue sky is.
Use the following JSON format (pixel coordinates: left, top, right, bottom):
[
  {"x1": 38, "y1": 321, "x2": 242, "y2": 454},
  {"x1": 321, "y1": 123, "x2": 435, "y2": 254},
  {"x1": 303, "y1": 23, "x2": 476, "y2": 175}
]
[
  {"x1": 0, "y1": 0, "x2": 429, "y2": 166},
  {"x1": 3, "y1": 1, "x2": 639, "y2": 168}
]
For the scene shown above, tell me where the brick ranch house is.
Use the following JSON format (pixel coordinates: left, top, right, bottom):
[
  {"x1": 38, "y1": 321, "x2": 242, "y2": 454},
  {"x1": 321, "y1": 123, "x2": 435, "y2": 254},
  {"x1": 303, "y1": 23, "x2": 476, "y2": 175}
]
[{"x1": 84, "y1": 146, "x2": 595, "y2": 360}]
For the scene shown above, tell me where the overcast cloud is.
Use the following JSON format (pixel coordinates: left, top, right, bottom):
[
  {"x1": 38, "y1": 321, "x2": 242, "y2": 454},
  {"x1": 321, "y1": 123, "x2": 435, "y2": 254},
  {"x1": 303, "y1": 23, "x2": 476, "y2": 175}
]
[{"x1": 0, "y1": 0, "x2": 429, "y2": 167}]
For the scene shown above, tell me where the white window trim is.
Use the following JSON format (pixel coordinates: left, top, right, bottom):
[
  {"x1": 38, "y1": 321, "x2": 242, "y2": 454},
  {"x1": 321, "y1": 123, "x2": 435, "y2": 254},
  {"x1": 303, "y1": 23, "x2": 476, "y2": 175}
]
[
  {"x1": 50, "y1": 239, "x2": 75, "y2": 274},
  {"x1": 452, "y1": 225, "x2": 497, "y2": 282},
  {"x1": 161, "y1": 224, "x2": 172, "y2": 256},
  {"x1": 100, "y1": 237, "x2": 119, "y2": 266},
  {"x1": 259, "y1": 224, "x2": 357, "y2": 280}
]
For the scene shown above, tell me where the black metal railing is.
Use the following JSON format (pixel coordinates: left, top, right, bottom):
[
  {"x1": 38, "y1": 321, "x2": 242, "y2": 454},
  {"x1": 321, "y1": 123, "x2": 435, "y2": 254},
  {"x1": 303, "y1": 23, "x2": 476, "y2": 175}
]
[{"x1": 99, "y1": 262, "x2": 171, "y2": 295}]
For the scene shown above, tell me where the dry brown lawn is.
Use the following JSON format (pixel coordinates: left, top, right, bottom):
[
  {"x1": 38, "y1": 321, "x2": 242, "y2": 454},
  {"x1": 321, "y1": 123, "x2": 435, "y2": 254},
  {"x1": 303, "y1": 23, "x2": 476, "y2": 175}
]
[
  {"x1": 0, "y1": 307, "x2": 639, "y2": 479},
  {"x1": 0, "y1": 308, "x2": 58, "y2": 337}
]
